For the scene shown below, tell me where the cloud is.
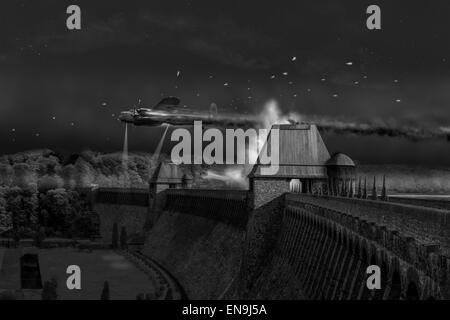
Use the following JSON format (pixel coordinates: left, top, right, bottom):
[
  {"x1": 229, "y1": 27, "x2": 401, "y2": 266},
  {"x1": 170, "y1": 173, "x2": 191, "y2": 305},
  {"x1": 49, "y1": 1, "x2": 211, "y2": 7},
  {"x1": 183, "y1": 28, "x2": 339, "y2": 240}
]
[
  {"x1": 186, "y1": 39, "x2": 270, "y2": 69},
  {"x1": 27, "y1": 10, "x2": 275, "y2": 70},
  {"x1": 33, "y1": 14, "x2": 140, "y2": 54},
  {"x1": 142, "y1": 12, "x2": 275, "y2": 69}
]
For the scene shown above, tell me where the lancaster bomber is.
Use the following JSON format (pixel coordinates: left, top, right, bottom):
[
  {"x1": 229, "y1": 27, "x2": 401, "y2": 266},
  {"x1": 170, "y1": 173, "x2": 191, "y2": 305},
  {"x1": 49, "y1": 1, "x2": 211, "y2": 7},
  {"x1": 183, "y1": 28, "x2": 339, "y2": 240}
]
[{"x1": 119, "y1": 97, "x2": 259, "y2": 127}]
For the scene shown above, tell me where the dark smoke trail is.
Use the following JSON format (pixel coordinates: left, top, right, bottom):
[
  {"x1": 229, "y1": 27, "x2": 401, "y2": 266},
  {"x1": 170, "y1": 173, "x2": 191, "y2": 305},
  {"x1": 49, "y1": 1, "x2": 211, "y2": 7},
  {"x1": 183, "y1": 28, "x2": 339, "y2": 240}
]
[{"x1": 303, "y1": 116, "x2": 450, "y2": 142}]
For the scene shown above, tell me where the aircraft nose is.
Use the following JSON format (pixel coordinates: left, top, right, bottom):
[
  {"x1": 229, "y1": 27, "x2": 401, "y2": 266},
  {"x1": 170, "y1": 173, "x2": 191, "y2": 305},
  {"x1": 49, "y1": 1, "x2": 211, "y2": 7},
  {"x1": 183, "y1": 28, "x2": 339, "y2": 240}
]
[{"x1": 119, "y1": 112, "x2": 132, "y2": 122}]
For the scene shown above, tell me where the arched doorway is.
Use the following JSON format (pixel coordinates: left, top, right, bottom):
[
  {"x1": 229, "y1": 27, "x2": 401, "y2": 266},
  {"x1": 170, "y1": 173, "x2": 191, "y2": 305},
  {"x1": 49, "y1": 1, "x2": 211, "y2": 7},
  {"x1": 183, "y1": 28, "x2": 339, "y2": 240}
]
[
  {"x1": 289, "y1": 179, "x2": 301, "y2": 193},
  {"x1": 20, "y1": 254, "x2": 42, "y2": 289}
]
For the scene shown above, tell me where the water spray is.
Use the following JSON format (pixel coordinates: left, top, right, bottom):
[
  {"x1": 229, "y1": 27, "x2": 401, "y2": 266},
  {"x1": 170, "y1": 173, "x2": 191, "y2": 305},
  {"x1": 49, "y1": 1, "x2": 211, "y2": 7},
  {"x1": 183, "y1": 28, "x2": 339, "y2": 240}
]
[{"x1": 122, "y1": 123, "x2": 129, "y2": 166}]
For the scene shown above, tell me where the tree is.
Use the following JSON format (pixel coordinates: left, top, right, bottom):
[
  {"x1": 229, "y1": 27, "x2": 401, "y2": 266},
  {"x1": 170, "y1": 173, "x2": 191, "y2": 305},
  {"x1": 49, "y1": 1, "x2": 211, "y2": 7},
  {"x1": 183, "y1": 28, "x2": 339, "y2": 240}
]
[
  {"x1": 6, "y1": 186, "x2": 27, "y2": 232},
  {"x1": 42, "y1": 277, "x2": 58, "y2": 300},
  {"x1": 60, "y1": 164, "x2": 77, "y2": 190},
  {"x1": 101, "y1": 281, "x2": 110, "y2": 300},
  {"x1": 136, "y1": 293, "x2": 145, "y2": 300},
  {"x1": 120, "y1": 226, "x2": 127, "y2": 249},
  {"x1": 34, "y1": 226, "x2": 46, "y2": 248},
  {"x1": 74, "y1": 158, "x2": 95, "y2": 188},
  {"x1": 13, "y1": 163, "x2": 36, "y2": 189},
  {"x1": 37, "y1": 174, "x2": 64, "y2": 193},
  {"x1": 0, "y1": 211, "x2": 12, "y2": 235},
  {"x1": 39, "y1": 188, "x2": 71, "y2": 235},
  {"x1": 0, "y1": 164, "x2": 13, "y2": 186},
  {"x1": 0, "y1": 187, "x2": 13, "y2": 234},
  {"x1": 37, "y1": 155, "x2": 61, "y2": 176},
  {"x1": 112, "y1": 223, "x2": 119, "y2": 249},
  {"x1": 21, "y1": 188, "x2": 39, "y2": 230}
]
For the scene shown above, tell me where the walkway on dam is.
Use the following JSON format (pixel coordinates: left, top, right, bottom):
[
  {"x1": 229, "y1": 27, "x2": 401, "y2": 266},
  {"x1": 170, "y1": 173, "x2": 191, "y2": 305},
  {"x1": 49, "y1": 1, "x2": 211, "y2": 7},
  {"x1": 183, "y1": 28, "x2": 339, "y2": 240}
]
[{"x1": 287, "y1": 193, "x2": 450, "y2": 256}]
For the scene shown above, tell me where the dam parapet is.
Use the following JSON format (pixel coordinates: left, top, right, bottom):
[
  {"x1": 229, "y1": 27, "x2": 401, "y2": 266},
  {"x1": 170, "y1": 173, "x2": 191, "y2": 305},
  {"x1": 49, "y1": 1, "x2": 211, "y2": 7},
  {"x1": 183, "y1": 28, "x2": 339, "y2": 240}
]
[
  {"x1": 287, "y1": 194, "x2": 450, "y2": 256},
  {"x1": 164, "y1": 189, "x2": 249, "y2": 229},
  {"x1": 93, "y1": 187, "x2": 149, "y2": 206}
]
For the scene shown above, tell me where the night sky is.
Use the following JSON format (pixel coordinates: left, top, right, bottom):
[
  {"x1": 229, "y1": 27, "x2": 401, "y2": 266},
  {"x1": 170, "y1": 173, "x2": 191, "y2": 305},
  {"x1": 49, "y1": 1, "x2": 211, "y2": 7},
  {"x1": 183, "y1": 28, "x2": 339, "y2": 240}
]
[{"x1": 1, "y1": 0, "x2": 450, "y2": 165}]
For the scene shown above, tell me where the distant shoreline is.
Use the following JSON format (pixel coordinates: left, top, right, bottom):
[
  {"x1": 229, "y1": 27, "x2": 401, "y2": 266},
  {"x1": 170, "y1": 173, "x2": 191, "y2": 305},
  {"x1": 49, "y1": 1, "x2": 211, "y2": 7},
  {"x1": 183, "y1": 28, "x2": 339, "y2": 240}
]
[{"x1": 390, "y1": 194, "x2": 450, "y2": 200}]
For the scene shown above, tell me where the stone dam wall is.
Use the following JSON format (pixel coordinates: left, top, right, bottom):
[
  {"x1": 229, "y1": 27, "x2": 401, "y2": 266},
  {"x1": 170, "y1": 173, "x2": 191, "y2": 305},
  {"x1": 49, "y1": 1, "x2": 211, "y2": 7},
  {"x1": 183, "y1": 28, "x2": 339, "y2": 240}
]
[
  {"x1": 92, "y1": 188, "x2": 149, "y2": 242},
  {"x1": 142, "y1": 189, "x2": 249, "y2": 299},
  {"x1": 92, "y1": 188, "x2": 450, "y2": 299}
]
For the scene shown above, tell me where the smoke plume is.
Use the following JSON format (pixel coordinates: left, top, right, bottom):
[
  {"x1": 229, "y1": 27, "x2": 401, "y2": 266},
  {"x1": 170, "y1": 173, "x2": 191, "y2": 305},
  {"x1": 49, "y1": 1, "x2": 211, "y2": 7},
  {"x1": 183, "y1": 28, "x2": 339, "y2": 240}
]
[{"x1": 255, "y1": 99, "x2": 450, "y2": 142}]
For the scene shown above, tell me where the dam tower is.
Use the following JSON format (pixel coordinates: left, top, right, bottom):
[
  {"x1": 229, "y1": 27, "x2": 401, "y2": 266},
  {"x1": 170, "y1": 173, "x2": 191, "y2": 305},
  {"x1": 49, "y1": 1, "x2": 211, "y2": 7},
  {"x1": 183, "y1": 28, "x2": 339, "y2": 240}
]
[{"x1": 249, "y1": 123, "x2": 334, "y2": 209}]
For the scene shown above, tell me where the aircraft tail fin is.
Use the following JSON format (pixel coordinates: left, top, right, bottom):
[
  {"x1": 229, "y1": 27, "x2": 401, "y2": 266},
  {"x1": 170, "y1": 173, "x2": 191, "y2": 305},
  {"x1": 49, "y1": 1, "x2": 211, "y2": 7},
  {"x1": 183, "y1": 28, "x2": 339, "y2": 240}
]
[{"x1": 154, "y1": 96, "x2": 181, "y2": 109}]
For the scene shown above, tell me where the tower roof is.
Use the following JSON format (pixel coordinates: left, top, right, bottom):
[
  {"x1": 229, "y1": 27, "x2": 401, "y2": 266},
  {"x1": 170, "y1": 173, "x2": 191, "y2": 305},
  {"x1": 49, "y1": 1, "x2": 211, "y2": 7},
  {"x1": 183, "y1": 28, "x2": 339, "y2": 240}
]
[
  {"x1": 249, "y1": 124, "x2": 331, "y2": 178},
  {"x1": 325, "y1": 152, "x2": 355, "y2": 167},
  {"x1": 150, "y1": 162, "x2": 185, "y2": 184}
]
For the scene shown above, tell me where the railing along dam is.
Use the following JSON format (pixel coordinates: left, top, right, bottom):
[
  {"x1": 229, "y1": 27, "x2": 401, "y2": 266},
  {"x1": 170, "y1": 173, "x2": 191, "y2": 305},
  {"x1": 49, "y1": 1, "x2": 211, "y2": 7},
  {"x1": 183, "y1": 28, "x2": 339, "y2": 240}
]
[{"x1": 163, "y1": 189, "x2": 249, "y2": 229}]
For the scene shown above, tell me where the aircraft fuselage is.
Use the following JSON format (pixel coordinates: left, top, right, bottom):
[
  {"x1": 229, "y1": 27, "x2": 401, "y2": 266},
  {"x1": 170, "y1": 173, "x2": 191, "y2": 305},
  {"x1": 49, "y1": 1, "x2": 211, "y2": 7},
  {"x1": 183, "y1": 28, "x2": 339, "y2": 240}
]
[{"x1": 119, "y1": 108, "x2": 258, "y2": 127}]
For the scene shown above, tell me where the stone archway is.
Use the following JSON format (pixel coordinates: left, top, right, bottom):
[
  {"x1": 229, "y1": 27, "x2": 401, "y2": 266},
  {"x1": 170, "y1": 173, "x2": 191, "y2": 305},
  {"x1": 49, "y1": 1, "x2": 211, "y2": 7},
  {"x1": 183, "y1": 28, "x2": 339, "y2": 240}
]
[{"x1": 20, "y1": 254, "x2": 42, "y2": 289}]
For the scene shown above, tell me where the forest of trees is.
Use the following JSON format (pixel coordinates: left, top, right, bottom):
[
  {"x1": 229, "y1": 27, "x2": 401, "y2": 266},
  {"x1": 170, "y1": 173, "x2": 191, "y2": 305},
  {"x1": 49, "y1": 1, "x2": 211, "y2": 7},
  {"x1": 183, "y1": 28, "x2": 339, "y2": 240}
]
[
  {"x1": 0, "y1": 185, "x2": 98, "y2": 238},
  {"x1": 0, "y1": 149, "x2": 157, "y2": 238},
  {"x1": 0, "y1": 149, "x2": 155, "y2": 190}
]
